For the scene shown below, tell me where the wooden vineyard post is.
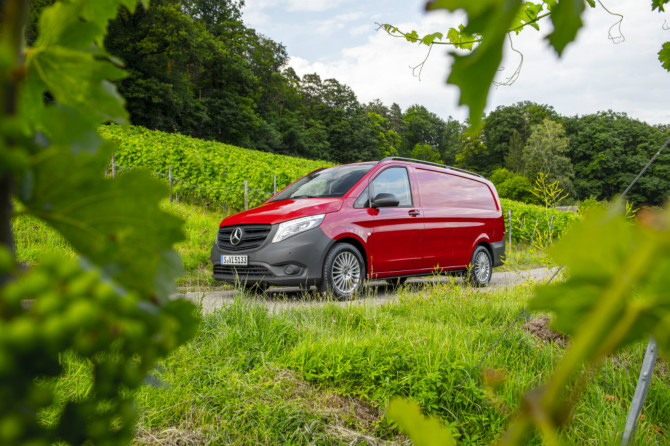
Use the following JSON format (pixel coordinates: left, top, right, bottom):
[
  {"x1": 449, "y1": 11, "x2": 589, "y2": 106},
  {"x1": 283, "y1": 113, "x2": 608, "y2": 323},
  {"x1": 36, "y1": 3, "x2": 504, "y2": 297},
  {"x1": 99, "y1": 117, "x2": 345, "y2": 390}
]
[
  {"x1": 169, "y1": 165, "x2": 173, "y2": 203},
  {"x1": 244, "y1": 180, "x2": 248, "y2": 210}
]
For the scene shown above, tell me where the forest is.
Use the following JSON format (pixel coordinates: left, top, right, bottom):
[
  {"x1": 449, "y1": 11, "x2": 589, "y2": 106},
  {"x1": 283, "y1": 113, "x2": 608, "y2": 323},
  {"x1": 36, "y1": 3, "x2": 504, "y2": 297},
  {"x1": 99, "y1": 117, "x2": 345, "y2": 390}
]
[{"x1": 29, "y1": 0, "x2": 670, "y2": 206}]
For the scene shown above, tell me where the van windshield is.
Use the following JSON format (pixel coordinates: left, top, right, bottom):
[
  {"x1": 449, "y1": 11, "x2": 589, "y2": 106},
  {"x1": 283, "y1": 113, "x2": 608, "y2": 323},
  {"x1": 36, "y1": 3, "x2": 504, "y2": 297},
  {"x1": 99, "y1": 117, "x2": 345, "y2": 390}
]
[{"x1": 272, "y1": 164, "x2": 374, "y2": 201}]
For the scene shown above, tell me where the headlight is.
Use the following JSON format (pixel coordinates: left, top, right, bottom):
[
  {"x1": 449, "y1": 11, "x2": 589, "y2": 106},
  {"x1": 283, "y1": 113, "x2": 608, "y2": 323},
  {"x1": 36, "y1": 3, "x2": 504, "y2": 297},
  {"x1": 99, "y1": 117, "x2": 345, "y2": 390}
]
[{"x1": 272, "y1": 214, "x2": 325, "y2": 243}]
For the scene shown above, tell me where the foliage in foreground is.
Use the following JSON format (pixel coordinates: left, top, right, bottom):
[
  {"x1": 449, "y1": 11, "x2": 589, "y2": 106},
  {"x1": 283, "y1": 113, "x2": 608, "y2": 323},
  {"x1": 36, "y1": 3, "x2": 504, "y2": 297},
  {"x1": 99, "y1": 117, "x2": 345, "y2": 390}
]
[
  {"x1": 12, "y1": 201, "x2": 224, "y2": 289},
  {"x1": 47, "y1": 284, "x2": 670, "y2": 445},
  {"x1": 0, "y1": 1, "x2": 199, "y2": 444}
]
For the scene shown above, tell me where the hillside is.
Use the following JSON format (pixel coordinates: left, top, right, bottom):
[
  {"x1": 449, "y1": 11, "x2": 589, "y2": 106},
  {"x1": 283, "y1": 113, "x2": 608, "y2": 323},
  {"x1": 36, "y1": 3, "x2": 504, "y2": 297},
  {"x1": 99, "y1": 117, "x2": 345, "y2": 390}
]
[{"x1": 101, "y1": 125, "x2": 335, "y2": 211}]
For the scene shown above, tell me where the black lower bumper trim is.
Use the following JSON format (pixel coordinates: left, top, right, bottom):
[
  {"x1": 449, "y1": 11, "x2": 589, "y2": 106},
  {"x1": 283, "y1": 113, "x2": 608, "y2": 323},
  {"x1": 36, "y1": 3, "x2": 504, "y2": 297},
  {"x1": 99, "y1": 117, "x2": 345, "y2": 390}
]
[{"x1": 491, "y1": 240, "x2": 505, "y2": 267}]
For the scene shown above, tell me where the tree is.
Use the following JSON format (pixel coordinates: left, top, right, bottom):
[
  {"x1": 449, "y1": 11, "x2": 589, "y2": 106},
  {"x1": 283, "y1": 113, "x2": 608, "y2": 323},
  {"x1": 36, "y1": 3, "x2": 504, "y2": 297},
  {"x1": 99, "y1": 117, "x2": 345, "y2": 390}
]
[
  {"x1": 489, "y1": 168, "x2": 535, "y2": 203},
  {"x1": 563, "y1": 111, "x2": 669, "y2": 204},
  {"x1": 400, "y1": 105, "x2": 447, "y2": 157},
  {"x1": 522, "y1": 119, "x2": 575, "y2": 196},
  {"x1": 504, "y1": 129, "x2": 525, "y2": 173},
  {"x1": 483, "y1": 101, "x2": 557, "y2": 170},
  {"x1": 388, "y1": 102, "x2": 406, "y2": 135},
  {"x1": 441, "y1": 117, "x2": 464, "y2": 165},
  {"x1": 364, "y1": 99, "x2": 391, "y2": 119},
  {"x1": 411, "y1": 143, "x2": 442, "y2": 163},
  {"x1": 367, "y1": 112, "x2": 400, "y2": 158},
  {"x1": 454, "y1": 129, "x2": 489, "y2": 174}
]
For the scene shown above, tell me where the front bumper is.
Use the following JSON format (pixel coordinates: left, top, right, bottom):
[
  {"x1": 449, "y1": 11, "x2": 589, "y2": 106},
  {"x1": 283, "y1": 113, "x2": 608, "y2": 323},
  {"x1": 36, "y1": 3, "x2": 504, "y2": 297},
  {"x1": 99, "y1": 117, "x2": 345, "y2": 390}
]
[{"x1": 210, "y1": 226, "x2": 334, "y2": 287}]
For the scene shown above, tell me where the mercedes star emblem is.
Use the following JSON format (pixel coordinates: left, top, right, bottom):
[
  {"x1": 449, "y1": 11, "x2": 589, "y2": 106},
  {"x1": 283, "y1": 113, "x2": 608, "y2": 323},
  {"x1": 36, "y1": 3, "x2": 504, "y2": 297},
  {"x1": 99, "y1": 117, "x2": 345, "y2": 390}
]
[{"x1": 230, "y1": 227, "x2": 243, "y2": 246}]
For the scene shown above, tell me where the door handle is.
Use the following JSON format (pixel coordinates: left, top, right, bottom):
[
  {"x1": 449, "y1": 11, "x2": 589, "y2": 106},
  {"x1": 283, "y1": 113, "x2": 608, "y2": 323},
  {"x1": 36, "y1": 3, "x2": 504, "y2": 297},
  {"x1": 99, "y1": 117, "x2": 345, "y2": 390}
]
[{"x1": 408, "y1": 210, "x2": 420, "y2": 216}]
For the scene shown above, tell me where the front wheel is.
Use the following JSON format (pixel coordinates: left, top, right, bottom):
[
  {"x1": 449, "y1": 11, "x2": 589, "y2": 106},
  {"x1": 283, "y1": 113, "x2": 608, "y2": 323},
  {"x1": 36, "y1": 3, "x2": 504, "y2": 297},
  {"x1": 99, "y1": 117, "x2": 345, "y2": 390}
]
[
  {"x1": 468, "y1": 245, "x2": 492, "y2": 287},
  {"x1": 318, "y1": 243, "x2": 365, "y2": 299}
]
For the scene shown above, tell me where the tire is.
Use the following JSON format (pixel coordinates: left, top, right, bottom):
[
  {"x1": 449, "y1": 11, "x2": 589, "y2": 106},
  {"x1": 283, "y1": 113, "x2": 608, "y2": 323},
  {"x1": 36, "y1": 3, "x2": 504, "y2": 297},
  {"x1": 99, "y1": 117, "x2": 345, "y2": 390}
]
[
  {"x1": 318, "y1": 243, "x2": 365, "y2": 299},
  {"x1": 468, "y1": 245, "x2": 492, "y2": 287},
  {"x1": 385, "y1": 277, "x2": 407, "y2": 289}
]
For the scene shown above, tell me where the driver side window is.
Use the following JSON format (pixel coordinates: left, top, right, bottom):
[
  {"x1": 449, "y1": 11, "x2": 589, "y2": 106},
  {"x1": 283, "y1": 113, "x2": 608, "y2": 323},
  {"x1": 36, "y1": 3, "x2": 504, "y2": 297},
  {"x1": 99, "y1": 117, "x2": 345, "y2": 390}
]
[{"x1": 355, "y1": 167, "x2": 413, "y2": 208}]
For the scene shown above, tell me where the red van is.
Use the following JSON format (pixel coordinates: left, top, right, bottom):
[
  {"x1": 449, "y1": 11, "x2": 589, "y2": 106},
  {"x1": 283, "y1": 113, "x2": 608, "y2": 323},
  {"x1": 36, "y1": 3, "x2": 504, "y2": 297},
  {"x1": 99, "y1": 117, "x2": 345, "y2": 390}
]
[{"x1": 211, "y1": 157, "x2": 505, "y2": 298}]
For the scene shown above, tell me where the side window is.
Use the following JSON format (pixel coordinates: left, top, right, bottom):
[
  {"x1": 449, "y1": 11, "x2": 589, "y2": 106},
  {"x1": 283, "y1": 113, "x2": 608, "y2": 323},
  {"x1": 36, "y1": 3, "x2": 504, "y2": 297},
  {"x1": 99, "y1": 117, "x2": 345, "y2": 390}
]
[
  {"x1": 371, "y1": 167, "x2": 413, "y2": 207},
  {"x1": 354, "y1": 188, "x2": 370, "y2": 208}
]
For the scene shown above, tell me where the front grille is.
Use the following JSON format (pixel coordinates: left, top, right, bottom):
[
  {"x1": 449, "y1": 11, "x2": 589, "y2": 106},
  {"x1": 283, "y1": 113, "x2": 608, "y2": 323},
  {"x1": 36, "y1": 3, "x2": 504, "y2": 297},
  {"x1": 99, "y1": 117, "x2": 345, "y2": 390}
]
[
  {"x1": 213, "y1": 265, "x2": 274, "y2": 277},
  {"x1": 217, "y1": 224, "x2": 272, "y2": 251}
]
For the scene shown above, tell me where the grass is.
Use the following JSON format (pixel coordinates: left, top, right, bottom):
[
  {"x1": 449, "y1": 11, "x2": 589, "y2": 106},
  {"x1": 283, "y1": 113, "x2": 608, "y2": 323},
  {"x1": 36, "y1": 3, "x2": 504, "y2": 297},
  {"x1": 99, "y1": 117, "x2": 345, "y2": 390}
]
[
  {"x1": 11, "y1": 201, "x2": 228, "y2": 289},
  {"x1": 15, "y1": 199, "x2": 667, "y2": 444},
  {"x1": 43, "y1": 280, "x2": 670, "y2": 445},
  {"x1": 499, "y1": 243, "x2": 554, "y2": 272}
]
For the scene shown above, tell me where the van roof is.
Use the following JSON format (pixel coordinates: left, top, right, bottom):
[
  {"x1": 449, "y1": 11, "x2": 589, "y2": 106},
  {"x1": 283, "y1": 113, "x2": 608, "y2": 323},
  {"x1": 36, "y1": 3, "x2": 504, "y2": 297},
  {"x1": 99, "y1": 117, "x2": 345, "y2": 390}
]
[{"x1": 379, "y1": 157, "x2": 483, "y2": 179}]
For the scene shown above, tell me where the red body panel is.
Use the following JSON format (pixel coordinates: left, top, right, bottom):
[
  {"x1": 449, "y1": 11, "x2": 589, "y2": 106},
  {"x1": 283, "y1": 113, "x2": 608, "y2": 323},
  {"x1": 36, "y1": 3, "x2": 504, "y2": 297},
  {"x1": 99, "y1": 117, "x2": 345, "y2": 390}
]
[
  {"x1": 216, "y1": 160, "x2": 505, "y2": 280},
  {"x1": 220, "y1": 198, "x2": 343, "y2": 226}
]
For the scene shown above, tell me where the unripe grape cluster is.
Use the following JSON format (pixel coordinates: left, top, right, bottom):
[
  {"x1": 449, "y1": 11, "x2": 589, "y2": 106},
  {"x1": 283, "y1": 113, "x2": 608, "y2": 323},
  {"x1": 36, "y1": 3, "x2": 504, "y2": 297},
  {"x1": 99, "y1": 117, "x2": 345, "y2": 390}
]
[{"x1": 0, "y1": 250, "x2": 198, "y2": 445}]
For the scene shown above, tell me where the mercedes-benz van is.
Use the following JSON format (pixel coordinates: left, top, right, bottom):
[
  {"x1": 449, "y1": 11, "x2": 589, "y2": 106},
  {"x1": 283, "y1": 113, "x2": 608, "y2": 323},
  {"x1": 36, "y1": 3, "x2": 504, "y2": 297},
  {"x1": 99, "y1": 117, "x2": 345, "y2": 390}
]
[{"x1": 211, "y1": 157, "x2": 505, "y2": 298}]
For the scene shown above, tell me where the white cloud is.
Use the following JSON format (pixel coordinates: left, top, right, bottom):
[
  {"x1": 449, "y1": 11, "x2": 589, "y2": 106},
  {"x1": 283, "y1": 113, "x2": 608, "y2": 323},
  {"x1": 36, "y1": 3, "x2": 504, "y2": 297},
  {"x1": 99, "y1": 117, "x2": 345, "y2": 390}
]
[{"x1": 255, "y1": 1, "x2": 670, "y2": 124}]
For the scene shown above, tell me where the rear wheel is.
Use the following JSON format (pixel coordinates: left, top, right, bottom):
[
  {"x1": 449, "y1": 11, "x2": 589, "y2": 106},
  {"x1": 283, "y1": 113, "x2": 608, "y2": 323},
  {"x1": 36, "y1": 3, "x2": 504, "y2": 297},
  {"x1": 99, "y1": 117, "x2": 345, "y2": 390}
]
[
  {"x1": 318, "y1": 243, "x2": 365, "y2": 299},
  {"x1": 468, "y1": 245, "x2": 492, "y2": 287}
]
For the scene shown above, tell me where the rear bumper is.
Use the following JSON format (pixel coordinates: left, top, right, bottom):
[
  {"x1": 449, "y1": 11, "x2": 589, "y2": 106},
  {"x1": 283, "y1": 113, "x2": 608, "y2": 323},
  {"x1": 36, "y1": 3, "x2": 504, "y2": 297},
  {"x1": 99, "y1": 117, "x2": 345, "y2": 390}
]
[
  {"x1": 210, "y1": 226, "x2": 334, "y2": 286},
  {"x1": 491, "y1": 240, "x2": 505, "y2": 267}
]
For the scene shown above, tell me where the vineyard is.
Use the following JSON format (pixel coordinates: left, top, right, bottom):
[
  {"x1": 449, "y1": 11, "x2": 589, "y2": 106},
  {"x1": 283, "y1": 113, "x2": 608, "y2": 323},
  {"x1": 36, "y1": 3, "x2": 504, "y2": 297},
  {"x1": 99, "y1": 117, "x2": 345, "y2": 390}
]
[
  {"x1": 500, "y1": 198, "x2": 581, "y2": 246},
  {"x1": 102, "y1": 125, "x2": 580, "y2": 245},
  {"x1": 100, "y1": 125, "x2": 335, "y2": 210}
]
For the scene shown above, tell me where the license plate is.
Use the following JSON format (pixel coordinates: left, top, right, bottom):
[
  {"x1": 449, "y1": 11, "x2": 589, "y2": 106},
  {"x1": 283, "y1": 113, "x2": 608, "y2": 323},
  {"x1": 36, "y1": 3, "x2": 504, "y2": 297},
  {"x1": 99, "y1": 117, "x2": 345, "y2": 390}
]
[{"x1": 221, "y1": 255, "x2": 248, "y2": 266}]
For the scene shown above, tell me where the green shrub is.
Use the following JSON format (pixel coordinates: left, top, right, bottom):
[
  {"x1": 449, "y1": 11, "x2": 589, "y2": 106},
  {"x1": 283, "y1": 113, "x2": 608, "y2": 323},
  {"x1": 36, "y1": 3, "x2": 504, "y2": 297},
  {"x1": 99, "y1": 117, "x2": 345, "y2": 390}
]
[
  {"x1": 500, "y1": 198, "x2": 581, "y2": 245},
  {"x1": 489, "y1": 168, "x2": 536, "y2": 204}
]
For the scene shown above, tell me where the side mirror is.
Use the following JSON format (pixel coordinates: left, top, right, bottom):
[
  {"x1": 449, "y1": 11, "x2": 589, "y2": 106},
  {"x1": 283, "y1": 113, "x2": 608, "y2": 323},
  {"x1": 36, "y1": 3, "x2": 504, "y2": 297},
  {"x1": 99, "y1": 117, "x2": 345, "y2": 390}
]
[{"x1": 372, "y1": 193, "x2": 400, "y2": 208}]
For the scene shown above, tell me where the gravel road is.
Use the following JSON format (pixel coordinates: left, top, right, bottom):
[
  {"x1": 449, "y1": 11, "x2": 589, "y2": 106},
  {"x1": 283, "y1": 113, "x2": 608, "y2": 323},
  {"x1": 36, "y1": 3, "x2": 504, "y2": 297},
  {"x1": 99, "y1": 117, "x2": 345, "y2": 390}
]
[{"x1": 173, "y1": 267, "x2": 560, "y2": 314}]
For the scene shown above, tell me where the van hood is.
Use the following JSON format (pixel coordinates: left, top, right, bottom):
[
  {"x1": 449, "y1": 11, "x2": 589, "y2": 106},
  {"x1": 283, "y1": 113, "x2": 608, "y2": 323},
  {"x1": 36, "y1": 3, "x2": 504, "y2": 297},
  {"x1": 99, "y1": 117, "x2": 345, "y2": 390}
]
[{"x1": 220, "y1": 198, "x2": 344, "y2": 226}]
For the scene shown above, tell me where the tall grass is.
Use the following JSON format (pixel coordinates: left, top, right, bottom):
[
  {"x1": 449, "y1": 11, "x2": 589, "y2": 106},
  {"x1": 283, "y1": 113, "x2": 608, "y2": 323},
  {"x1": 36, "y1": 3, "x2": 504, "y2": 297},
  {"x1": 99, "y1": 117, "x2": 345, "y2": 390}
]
[
  {"x1": 44, "y1": 281, "x2": 670, "y2": 445},
  {"x1": 12, "y1": 201, "x2": 227, "y2": 288}
]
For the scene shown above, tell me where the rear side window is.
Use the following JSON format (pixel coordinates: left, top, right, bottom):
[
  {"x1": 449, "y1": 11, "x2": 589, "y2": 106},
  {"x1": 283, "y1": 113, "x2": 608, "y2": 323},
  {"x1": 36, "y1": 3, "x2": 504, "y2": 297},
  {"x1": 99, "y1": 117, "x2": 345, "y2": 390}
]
[{"x1": 416, "y1": 168, "x2": 496, "y2": 210}]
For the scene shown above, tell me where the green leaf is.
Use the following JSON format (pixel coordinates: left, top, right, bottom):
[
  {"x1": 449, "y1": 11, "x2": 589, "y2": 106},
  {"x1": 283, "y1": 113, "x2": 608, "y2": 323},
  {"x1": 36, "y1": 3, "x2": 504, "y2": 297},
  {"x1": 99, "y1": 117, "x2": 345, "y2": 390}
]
[
  {"x1": 80, "y1": 0, "x2": 147, "y2": 35},
  {"x1": 19, "y1": 144, "x2": 185, "y2": 300},
  {"x1": 405, "y1": 30, "x2": 420, "y2": 42},
  {"x1": 28, "y1": 47, "x2": 127, "y2": 124},
  {"x1": 386, "y1": 398, "x2": 456, "y2": 446},
  {"x1": 446, "y1": 25, "x2": 476, "y2": 50},
  {"x1": 27, "y1": 2, "x2": 128, "y2": 127},
  {"x1": 421, "y1": 32, "x2": 444, "y2": 46},
  {"x1": 34, "y1": 2, "x2": 102, "y2": 50},
  {"x1": 652, "y1": 0, "x2": 669, "y2": 12},
  {"x1": 427, "y1": 0, "x2": 523, "y2": 128},
  {"x1": 38, "y1": 106, "x2": 106, "y2": 155},
  {"x1": 530, "y1": 203, "x2": 670, "y2": 357},
  {"x1": 546, "y1": 0, "x2": 586, "y2": 56},
  {"x1": 511, "y1": 2, "x2": 544, "y2": 32},
  {"x1": 659, "y1": 42, "x2": 670, "y2": 71}
]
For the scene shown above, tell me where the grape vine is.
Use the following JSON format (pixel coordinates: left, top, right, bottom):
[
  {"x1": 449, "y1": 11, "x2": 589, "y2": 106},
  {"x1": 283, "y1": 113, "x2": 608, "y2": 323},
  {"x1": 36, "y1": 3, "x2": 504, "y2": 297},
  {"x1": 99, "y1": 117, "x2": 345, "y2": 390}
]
[{"x1": 0, "y1": 1, "x2": 199, "y2": 444}]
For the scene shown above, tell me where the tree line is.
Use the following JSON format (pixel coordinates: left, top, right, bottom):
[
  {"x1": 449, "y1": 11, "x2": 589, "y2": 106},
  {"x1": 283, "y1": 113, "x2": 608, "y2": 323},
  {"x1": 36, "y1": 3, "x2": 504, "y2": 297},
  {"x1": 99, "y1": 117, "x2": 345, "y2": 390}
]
[{"x1": 29, "y1": 0, "x2": 670, "y2": 206}]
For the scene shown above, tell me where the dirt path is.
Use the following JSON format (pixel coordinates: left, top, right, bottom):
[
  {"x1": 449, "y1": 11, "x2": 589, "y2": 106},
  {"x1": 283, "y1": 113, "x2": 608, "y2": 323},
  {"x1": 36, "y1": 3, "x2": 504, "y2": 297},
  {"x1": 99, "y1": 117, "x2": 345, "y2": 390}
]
[{"x1": 173, "y1": 267, "x2": 560, "y2": 314}]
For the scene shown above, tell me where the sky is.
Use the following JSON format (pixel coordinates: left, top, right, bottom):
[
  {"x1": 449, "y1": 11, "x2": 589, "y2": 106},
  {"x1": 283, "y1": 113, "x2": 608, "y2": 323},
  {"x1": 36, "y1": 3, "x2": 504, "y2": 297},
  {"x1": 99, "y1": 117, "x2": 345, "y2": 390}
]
[{"x1": 241, "y1": 1, "x2": 670, "y2": 125}]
